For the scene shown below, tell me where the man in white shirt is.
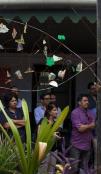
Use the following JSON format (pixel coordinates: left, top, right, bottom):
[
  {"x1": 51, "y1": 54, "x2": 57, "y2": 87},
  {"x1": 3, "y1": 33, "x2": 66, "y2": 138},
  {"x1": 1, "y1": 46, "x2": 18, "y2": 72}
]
[{"x1": 34, "y1": 93, "x2": 50, "y2": 125}]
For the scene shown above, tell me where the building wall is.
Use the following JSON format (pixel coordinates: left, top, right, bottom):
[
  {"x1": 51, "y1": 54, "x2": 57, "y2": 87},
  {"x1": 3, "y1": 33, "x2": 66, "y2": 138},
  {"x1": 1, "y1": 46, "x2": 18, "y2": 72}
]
[
  {"x1": 76, "y1": 68, "x2": 95, "y2": 103},
  {"x1": 0, "y1": 54, "x2": 32, "y2": 111},
  {"x1": 0, "y1": 53, "x2": 96, "y2": 111}
]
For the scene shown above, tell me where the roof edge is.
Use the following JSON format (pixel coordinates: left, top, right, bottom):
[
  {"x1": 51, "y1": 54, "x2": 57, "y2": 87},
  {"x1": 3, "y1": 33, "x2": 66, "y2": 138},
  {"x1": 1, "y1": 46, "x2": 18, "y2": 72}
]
[{"x1": 0, "y1": 0, "x2": 96, "y2": 9}]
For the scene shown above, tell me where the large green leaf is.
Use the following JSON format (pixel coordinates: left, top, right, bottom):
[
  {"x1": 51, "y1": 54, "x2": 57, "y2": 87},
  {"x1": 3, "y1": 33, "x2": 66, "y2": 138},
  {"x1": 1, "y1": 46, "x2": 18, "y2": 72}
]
[
  {"x1": 46, "y1": 106, "x2": 69, "y2": 152},
  {"x1": 37, "y1": 118, "x2": 52, "y2": 141},
  {"x1": 30, "y1": 106, "x2": 69, "y2": 173},
  {"x1": 50, "y1": 106, "x2": 69, "y2": 133},
  {"x1": 0, "y1": 138, "x2": 17, "y2": 170},
  {"x1": 30, "y1": 118, "x2": 54, "y2": 173},
  {"x1": 0, "y1": 99, "x2": 69, "y2": 174},
  {"x1": 0, "y1": 100, "x2": 28, "y2": 174},
  {"x1": 0, "y1": 124, "x2": 12, "y2": 143},
  {"x1": 21, "y1": 99, "x2": 31, "y2": 169},
  {"x1": 29, "y1": 119, "x2": 50, "y2": 173}
]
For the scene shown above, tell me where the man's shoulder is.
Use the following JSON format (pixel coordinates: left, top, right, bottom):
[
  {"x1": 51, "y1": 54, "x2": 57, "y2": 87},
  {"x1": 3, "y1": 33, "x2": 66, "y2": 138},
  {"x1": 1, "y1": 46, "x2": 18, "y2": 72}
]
[
  {"x1": 34, "y1": 105, "x2": 43, "y2": 111},
  {"x1": 87, "y1": 109, "x2": 96, "y2": 116},
  {"x1": 72, "y1": 107, "x2": 80, "y2": 114},
  {"x1": 71, "y1": 108, "x2": 81, "y2": 122}
]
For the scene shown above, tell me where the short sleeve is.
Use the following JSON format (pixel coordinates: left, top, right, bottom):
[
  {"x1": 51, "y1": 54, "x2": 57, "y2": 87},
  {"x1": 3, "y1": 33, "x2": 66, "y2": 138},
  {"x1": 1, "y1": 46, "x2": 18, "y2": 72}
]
[
  {"x1": 34, "y1": 107, "x2": 43, "y2": 125},
  {"x1": 0, "y1": 111, "x2": 7, "y2": 125},
  {"x1": 16, "y1": 108, "x2": 24, "y2": 119}
]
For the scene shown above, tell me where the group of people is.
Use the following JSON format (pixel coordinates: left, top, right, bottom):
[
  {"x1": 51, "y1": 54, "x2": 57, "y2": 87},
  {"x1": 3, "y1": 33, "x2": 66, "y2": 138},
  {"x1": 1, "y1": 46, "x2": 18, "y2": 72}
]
[
  {"x1": 0, "y1": 82, "x2": 97, "y2": 174},
  {"x1": 34, "y1": 93, "x2": 61, "y2": 125}
]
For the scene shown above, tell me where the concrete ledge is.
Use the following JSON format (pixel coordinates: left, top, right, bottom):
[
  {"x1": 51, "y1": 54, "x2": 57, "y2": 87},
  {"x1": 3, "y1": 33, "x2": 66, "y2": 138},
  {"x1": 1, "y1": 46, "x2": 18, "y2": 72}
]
[{"x1": 0, "y1": 0, "x2": 96, "y2": 9}]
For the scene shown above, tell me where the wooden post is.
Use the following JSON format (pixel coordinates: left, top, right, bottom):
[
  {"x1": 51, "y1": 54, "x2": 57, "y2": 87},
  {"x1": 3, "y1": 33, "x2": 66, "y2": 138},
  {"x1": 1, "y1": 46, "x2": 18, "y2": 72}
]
[{"x1": 97, "y1": 0, "x2": 101, "y2": 171}]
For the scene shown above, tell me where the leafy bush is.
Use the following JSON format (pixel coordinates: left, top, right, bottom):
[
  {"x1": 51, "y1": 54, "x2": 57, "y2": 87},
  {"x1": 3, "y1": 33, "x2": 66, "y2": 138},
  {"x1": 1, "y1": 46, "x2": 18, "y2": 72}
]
[
  {"x1": 0, "y1": 99, "x2": 69, "y2": 174},
  {"x1": 0, "y1": 134, "x2": 18, "y2": 174}
]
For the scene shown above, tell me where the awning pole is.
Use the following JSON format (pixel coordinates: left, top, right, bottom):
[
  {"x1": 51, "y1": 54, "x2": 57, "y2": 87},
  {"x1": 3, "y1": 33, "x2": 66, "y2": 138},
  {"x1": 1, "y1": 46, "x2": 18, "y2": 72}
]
[{"x1": 97, "y1": 0, "x2": 101, "y2": 171}]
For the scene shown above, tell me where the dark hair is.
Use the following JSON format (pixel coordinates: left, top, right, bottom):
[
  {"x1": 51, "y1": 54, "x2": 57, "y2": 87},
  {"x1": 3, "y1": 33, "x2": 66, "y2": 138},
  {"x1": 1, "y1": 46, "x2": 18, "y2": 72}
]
[
  {"x1": 10, "y1": 85, "x2": 17, "y2": 89},
  {"x1": 44, "y1": 102, "x2": 57, "y2": 119},
  {"x1": 77, "y1": 94, "x2": 88, "y2": 102},
  {"x1": 50, "y1": 92, "x2": 56, "y2": 98},
  {"x1": 40, "y1": 93, "x2": 50, "y2": 100},
  {"x1": 50, "y1": 92, "x2": 56, "y2": 96},
  {"x1": 3, "y1": 93, "x2": 18, "y2": 108},
  {"x1": 10, "y1": 86, "x2": 19, "y2": 92},
  {"x1": 88, "y1": 82, "x2": 95, "y2": 89}
]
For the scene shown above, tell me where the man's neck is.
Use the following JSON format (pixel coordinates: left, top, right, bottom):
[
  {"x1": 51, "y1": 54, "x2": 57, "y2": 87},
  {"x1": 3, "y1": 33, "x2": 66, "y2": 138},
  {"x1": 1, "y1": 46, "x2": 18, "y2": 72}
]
[
  {"x1": 79, "y1": 106, "x2": 87, "y2": 111},
  {"x1": 48, "y1": 116, "x2": 54, "y2": 124}
]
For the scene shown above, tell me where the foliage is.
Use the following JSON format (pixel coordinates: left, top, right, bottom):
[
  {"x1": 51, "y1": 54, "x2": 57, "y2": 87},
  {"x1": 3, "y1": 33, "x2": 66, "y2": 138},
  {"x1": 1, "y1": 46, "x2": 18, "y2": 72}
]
[
  {"x1": 0, "y1": 99, "x2": 69, "y2": 174},
  {"x1": 52, "y1": 138, "x2": 97, "y2": 174},
  {"x1": 0, "y1": 134, "x2": 18, "y2": 174}
]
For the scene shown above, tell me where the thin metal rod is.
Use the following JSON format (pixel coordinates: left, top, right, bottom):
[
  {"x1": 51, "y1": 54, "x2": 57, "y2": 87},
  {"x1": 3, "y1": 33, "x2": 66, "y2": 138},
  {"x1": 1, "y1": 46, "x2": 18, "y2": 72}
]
[{"x1": 97, "y1": 0, "x2": 101, "y2": 170}]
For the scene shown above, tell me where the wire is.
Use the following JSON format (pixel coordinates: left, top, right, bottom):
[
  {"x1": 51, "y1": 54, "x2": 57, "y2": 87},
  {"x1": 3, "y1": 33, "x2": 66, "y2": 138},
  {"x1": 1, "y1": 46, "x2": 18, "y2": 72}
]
[
  {"x1": 71, "y1": 7, "x2": 96, "y2": 39},
  {"x1": 0, "y1": 17, "x2": 98, "y2": 91},
  {"x1": 0, "y1": 59, "x2": 97, "y2": 92}
]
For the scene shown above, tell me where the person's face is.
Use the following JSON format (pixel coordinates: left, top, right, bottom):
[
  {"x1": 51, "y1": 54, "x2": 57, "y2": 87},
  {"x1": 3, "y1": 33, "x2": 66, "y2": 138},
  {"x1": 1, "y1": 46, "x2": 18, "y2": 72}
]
[
  {"x1": 89, "y1": 85, "x2": 97, "y2": 96},
  {"x1": 42, "y1": 95, "x2": 50, "y2": 106},
  {"x1": 9, "y1": 97, "x2": 17, "y2": 109},
  {"x1": 50, "y1": 95, "x2": 56, "y2": 102},
  {"x1": 79, "y1": 97, "x2": 89, "y2": 109},
  {"x1": 50, "y1": 107, "x2": 58, "y2": 119}
]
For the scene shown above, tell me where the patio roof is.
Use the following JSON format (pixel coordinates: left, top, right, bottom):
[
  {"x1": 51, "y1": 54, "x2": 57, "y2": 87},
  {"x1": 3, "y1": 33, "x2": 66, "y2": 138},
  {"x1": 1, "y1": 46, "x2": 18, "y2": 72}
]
[
  {"x1": 0, "y1": 9, "x2": 96, "y2": 23},
  {"x1": 0, "y1": 0, "x2": 96, "y2": 9},
  {"x1": 0, "y1": 15, "x2": 96, "y2": 54}
]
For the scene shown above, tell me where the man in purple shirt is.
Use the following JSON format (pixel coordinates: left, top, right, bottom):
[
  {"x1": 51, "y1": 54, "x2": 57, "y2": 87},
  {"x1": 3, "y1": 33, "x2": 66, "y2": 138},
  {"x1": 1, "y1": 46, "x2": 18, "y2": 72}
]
[{"x1": 70, "y1": 94, "x2": 95, "y2": 174}]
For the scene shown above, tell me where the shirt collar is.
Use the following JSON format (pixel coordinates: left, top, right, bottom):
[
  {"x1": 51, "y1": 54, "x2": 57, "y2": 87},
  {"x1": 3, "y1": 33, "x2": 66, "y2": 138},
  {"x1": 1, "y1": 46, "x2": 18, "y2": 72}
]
[
  {"x1": 40, "y1": 105, "x2": 46, "y2": 110},
  {"x1": 78, "y1": 106, "x2": 88, "y2": 113}
]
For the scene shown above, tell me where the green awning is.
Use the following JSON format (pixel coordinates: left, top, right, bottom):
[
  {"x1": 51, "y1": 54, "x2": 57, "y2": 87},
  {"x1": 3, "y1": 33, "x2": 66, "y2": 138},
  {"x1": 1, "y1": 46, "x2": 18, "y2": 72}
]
[{"x1": 0, "y1": 9, "x2": 96, "y2": 23}]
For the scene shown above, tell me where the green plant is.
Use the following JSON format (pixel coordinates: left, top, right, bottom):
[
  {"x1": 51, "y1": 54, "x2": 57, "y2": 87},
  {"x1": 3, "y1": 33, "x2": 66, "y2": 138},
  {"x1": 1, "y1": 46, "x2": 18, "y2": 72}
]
[
  {"x1": 0, "y1": 134, "x2": 18, "y2": 174},
  {"x1": 0, "y1": 99, "x2": 69, "y2": 174}
]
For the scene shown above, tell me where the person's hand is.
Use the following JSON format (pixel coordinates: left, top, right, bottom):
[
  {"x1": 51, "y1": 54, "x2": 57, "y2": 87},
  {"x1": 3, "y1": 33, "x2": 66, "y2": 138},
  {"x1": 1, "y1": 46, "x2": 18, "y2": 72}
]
[
  {"x1": 78, "y1": 122, "x2": 95, "y2": 132},
  {"x1": 89, "y1": 122, "x2": 95, "y2": 129},
  {"x1": 94, "y1": 82, "x2": 101, "y2": 92},
  {"x1": 12, "y1": 119, "x2": 25, "y2": 125},
  {"x1": 54, "y1": 132, "x2": 62, "y2": 140}
]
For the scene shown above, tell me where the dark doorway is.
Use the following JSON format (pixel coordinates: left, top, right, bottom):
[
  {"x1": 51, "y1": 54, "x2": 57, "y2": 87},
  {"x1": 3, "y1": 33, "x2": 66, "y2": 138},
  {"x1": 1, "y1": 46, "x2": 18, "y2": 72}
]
[
  {"x1": 31, "y1": 64, "x2": 76, "y2": 140},
  {"x1": 32, "y1": 64, "x2": 76, "y2": 110}
]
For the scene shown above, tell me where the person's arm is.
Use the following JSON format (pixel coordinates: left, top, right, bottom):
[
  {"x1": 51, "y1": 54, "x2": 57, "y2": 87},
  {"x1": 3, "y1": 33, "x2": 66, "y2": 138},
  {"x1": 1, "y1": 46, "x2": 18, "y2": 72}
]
[
  {"x1": 3, "y1": 122, "x2": 10, "y2": 129},
  {"x1": 3, "y1": 119, "x2": 25, "y2": 129},
  {"x1": 78, "y1": 122, "x2": 95, "y2": 132},
  {"x1": 71, "y1": 110, "x2": 95, "y2": 133},
  {"x1": 12, "y1": 108, "x2": 25, "y2": 126},
  {"x1": 12, "y1": 119, "x2": 25, "y2": 126},
  {"x1": 0, "y1": 112, "x2": 9, "y2": 128},
  {"x1": 34, "y1": 107, "x2": 42, "y2": 125},
  {"x1": 54, "y1": 132, "x2": 62, "y2": 140}
]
